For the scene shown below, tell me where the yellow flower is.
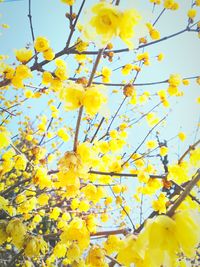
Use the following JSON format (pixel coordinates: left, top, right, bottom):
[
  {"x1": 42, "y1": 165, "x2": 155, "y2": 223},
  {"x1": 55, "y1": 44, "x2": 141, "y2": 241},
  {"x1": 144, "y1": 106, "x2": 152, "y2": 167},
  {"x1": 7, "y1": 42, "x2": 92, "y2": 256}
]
[
  {"x1": 60, "y1": 218, "x2": 90, "y2": 251},
  {"x1": 196, "y1": 0, "x2": 200, "y2": 6},
  {"x1": 137, "y1": 171, "x2": 150, "y2": 183},
  {"x1": 146, "y1": 112, "x2": 159, "y2": 127},
  {"x1": 117, "y1": 235, "x2": 143, "y2": 266},
  {"x1": 55, "y1": 66, "x2": 68, "y2": 81},
  {"x1": 3, "y1": 66, "x2": 15, "y2": 79},
  {"x1": 34, "y1": 36, "x2": 50, "y2": 52},
  {"x1": 82, "y1": 85, "x2": 107, "y2": 116},
  {"x1": 75, "y1": 37, "x2": 89, "y2": 52},
  {"x1": 86, "y1": 246, "x2": 107, "y2": 267},
  {"x1": 102, "y1": 66, "x2": 112, "y2": 83},
  {"x1": 67, "y1": 243, "x2": 81, "y2": 261},
  {"x1": 146, "y1": 23, "x2": 160, "y2": 40},
  {"x1": 137, "y1": 52, "x2": 150, "y2": 65},
  {"x1": 50, "y1": 207, "x2": 61, "y2": 220},
  {"x1": 0, "y1": 127, "x2": 11, "y2": 149},
  {"x1": 150, "y1": 0, "x2": 161, "y2": 4},
  {"x1": 42, "y1": 71, "x2": 53, "y2": 85},
  {"x1": 190, "y1": 147, "x2": 200, "y2": 167},
  {"x1": 14, "y1": 154, "x2": 27, "y2": 171},
  {"x1": 0, "y1": 220, "x2": 9, "y2": 245},
  {"x1": 86, "y1": 2, "x2": 120, "y2": 45},
  {"x1": 168, "y1": 73, "x2": 181, "y2": 87},
  {"x1": 15, "y1": 64, "x2": 32, "y2": 79},
  {"x1": 77, "y1": 142, "x2": 95, "y2": 165},
  {"x1": 60, "y1": 0, "x2": 75, "y2": 5},
  {"x1": 187, "y1": 9, "x2": 197, "y2": 19},
  {"x1": 119, "y1": 9, "x2": 141, "y2": 49},
  {"x1": 146, "y1": 140, "x2": 157, "y2": 149},
  {"x1": 14, "y1": 48, "x2": 33, "y2": 63},
  {"x1": 182, "y1": 79, "x2": 189, "y2": 85},
  {"x1": 157, "y1": 53, "x2": 164, "y2": 61},
  {"x1": 178, "y1": 131, "x2": 186, "y2": 141},
  {"x1": 149, "y1": 28, "x2": 160, "y2": 40},
  {"x1": 78, "y1": 200, "x2": 90, "y2": 212},
  {"x1": 38, "y1": 193, "x2": 49, "y2": 206},
  {"x1": 81, "y1": 184, "x2": 97, "y2": 201},
  {"x1": 57, "y1": 128, "x2": 69, "y2": 142},
  {"x1": 0, "y1": 196, "x2": 9, "y2": 211},
  {"x1": 196, "y1": 96, "x2": 200, "y2": 104},
  {"x1": 1, "y1": 23, "x2": 10, "y2": 29},
  {"x1": 43, "y1": 47, "x2": 55, "y2": 61},
  {"x1": 59, "y1": 82, "x2": 84, "y2": 111},
  {"x1": 160, "y1": 146, "x2": 168, "y2": 156},
  {"x1": 173, "y1": 209, "x2": 200, "y2": 258},
  {"x1": 123, "y1": 84, "x2": 135, "y2": 97},
  {"x1": 167, "y1": 163, "x2": 189, "y2": 184},
  {"x1": 121, "y1": 64, "x2": 133, "y2": 75},
  {"x1": 33, "y1": 167, "x2": 52, "y2": 189},
  {"x1": 24, "y1": 89, "x2": 34, "y2": 98},
  {"x1": 152, "y1": 193, "x2": 168, "y2": 214},
  {"x1": 104, "y1": 235, "x2": 123, "y2": 255},
  {"x1": 24, "y1": 236, "x2": 47, "y2": 257},
  {"x1": 6, "y1": 219, "x2": 26, "y2": 249},
  {"x1": 53, "y1": 242, "x2": 67, "y2": 258},
  {"x1": 112, "y1": 184, "x2": 122, "y2": 194},
  {"x1": 164, "y1": 0, "x2": 179, "y2": 10}
]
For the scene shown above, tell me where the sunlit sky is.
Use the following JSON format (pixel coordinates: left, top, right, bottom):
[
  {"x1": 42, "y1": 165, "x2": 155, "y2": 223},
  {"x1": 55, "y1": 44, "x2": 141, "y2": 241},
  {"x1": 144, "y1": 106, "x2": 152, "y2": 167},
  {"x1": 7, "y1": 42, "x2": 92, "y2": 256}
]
[{"x1": 0, "y1": 0, "x2": 200, "y2": 225}]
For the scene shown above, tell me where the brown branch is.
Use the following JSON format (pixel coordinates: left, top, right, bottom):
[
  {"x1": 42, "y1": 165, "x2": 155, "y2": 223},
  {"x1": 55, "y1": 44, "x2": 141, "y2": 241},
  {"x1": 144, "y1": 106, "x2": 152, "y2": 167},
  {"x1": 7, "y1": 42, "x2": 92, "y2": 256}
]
[
  {"x1": 88, "y1": 170, "x2": 164, "y2": 179},
  {"x1": 73, "y1": 106, "x2": 84, "y2": 151},
  {"x1": 171, "y1": 181, "x2": 200, "y2": 205},
  {"x1": 91, "y1": 228, "x2": 130, "y2": 237},
  {"x1": 107, "y1": 255, "x2": 122, "y2": 267},
  {"x1": 28, "y1": 0, "x2": 35, "y2": 42},
  {"x1": 166, "y1": 169, "x2": 200, "y2": 217},
  {"x1": 90, "y1": 117, "x2": 105, "y2": 143},
  {"x1": 178, "y1": 139, "x2": 200, "y2": 164}
]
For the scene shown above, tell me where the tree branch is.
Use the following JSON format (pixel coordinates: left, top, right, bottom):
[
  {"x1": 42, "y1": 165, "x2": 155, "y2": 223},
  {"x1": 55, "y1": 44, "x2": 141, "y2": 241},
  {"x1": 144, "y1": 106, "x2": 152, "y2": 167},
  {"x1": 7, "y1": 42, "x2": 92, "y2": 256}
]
[{"x1": 166, "y1": 169, "x2": 200, "y2": 217}]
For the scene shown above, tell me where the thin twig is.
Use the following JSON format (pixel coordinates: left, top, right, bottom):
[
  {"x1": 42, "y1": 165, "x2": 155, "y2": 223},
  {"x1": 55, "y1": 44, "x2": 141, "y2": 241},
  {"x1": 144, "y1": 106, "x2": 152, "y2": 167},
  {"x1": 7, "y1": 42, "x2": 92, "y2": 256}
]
[
  {"x1": 38, "y1": 102, "x2": 61, "y2": 146},
  {"x1": 69, "y1": 75, "x2": 199, "y2": 87},
  {"x1": 122, "y1": 115, "x2": 167, "y2": 167},
  {"x1": 153, "y1": 8, "x2": 166, "y2": 26},
  {"x1": 0, "y1": 107, "x2": 16, "y2": 116},
  {"x1": 90, "y1": 117, "x2": 105, "y2": 143},
  {"x1": 178, "y1": 139, "x2": 200, "y2": 164}
]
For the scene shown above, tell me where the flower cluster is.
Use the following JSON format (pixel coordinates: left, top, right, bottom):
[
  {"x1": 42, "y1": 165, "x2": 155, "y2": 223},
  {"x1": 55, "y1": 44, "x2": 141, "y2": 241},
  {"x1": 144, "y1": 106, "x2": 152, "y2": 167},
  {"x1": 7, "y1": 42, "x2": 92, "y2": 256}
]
[
  {"x1": 117, "y1": 209, "x2": 200, "y2": 266},
  {"x1": 59, "y1": 82, "x2": 107, "y2": 116},
  {"x1": 82, "y1": 2, "x2": 142, "y2": 48}
]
